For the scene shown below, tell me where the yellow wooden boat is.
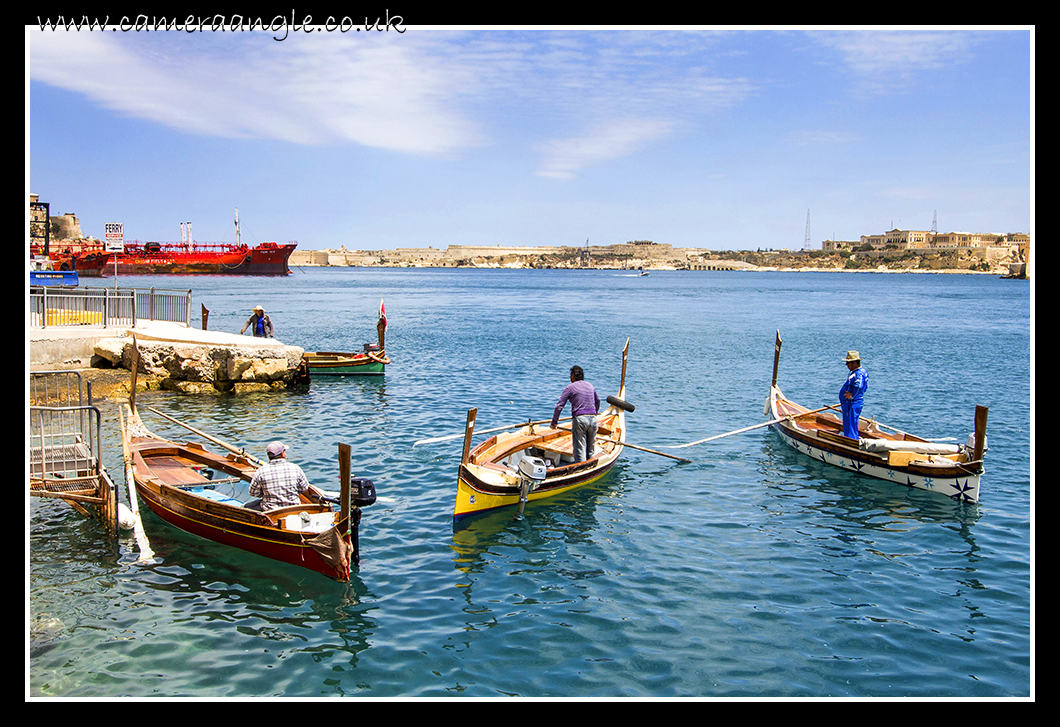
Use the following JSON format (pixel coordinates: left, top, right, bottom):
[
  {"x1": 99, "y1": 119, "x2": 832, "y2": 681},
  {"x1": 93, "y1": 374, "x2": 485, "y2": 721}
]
[{"x1": 454, "y1": 339, "x2": 631, "y2": 522}]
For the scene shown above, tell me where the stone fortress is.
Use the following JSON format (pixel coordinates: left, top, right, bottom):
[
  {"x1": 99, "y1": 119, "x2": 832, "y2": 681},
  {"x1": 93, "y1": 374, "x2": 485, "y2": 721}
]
[
  {"x1": 291, "y1": 230, "x2": 1029, "y2": 275},
  {"x1": 290, "y1": 240, "x2": 757, "y2": 271}
]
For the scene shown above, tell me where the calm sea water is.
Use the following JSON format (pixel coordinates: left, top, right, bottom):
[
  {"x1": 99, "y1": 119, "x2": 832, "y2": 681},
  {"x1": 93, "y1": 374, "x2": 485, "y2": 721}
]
[{"x1": 28, "y1": 268, "x2": 1032, "y2": 698}]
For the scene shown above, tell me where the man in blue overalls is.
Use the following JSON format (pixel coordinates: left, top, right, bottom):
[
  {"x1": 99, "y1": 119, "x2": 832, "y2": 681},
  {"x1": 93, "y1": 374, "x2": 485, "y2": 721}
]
[
  {"x1": 839, "y1": 350, "x2": 868, "y2": 440},
  {"x1": 240, "y1": 305, "x2": 274, "y2": 338}
]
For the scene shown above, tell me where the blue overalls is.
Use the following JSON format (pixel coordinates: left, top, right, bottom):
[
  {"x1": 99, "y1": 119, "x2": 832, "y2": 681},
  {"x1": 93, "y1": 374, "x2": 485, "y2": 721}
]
[{"x1": 839, "y1": 367, "x2": 868, "y2": 439}]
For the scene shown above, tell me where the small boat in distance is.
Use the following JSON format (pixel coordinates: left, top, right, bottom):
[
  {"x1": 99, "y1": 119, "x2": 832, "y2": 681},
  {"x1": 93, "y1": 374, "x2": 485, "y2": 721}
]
[
  {"x1": 767, "y1": 330, "x2": 987, "y2": 503},
  {"x1": 453, "y1": 339, "x2": 633, "y2": 522},
  {"x1": 302, "y1": 298, "x2": 390, "y2": 376},
  {"x1": 303, "y1": 349, "x2": 391, "y2": 376}
]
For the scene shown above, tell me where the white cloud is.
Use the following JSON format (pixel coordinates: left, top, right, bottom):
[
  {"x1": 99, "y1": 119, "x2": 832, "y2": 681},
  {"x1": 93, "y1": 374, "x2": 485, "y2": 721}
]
[
  {"x1": 28, "y1": 28, "x2": 755, "y2": 174},
  {"x1": 810, "y1": 29, "x2": 977, "y2": 95},
  {"x1": 29, "y1": 29, "x2": 484, "y2": 155},
  {"x1": 534, "y1": 118, "x2": 676, "y2": 180}
]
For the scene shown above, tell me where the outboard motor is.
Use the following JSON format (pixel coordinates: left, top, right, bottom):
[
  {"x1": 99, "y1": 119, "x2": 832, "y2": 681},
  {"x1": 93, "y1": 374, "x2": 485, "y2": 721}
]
[
  {"x1": 351, "y1": 477, "x2": 377, "y2": 507},
  {"x1": 516, "y1": 456, "x2": 548, "y2": 515},
  {"x1": 965, "y1": 432, "x2": 988, "y2": 454}
]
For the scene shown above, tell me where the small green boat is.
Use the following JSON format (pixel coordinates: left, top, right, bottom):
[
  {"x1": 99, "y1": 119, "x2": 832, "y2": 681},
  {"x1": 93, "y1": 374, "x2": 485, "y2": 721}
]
[
  {"x1": 303, "y1": 301, "x2": 390, "y2": 376},
  {"x1": 303, "y1": 349, "x2": 390, "y2": 376}
]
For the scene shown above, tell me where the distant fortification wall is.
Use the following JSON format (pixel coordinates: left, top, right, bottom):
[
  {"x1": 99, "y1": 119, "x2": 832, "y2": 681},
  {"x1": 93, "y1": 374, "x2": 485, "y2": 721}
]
[{"x1": 51, "y1": 213, "x2": 83, "y2": 240}]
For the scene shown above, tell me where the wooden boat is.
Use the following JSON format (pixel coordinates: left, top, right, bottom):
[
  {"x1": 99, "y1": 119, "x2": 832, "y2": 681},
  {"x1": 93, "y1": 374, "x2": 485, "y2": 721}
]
[
  {"x1": 767, "y1": 330, "x2": 987, "y2": 503},
  {"x1": 303, "y1": 348, "x2": 390, "y2": 376},
  {"x1": 454, "y1": 339, "x2": 632, "y2": 522},
  {"x1": 302, "y1": 301, "x2": 390, "y2": 376},
  {"x1": 119, "y1": 402, "x2": 377, "y2": 581}
]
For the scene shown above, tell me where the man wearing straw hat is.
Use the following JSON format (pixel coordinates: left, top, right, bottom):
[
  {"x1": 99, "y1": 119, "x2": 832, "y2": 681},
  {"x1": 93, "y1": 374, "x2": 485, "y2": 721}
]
[
  {"x1": 839, "y1": 350, "x2": 869, "y2": 440},
  {"x1": 241, "y1": 305, "x2": 274, "y2": 338}
]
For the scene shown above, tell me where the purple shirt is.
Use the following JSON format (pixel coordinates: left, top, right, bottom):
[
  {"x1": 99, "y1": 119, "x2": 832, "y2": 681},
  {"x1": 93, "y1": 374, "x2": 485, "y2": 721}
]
[{"x1": 551, "y1": 380, "x2": 600, "y2": 427}]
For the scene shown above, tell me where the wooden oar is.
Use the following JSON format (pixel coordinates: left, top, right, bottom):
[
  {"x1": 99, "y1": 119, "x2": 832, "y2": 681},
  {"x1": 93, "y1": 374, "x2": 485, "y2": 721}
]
[
  {"x1": 414, "y1": 416, "x2": 573, "y2": 446},
  {"x1": 556, "y1": 426, "x2": 691, "y2": 463},
  {"x1": 144, "y1": 405, "x2": 264, "y2": 466},
  {"x1": 667, "y1": 404, "x2": 841, "y2": 449},
  {"x1": 118, "y1": 404, "x2": 155, "y2": 563}
]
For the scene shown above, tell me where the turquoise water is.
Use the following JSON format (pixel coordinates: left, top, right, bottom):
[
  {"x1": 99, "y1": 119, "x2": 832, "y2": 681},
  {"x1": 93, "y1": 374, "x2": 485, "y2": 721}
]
[{"x1": 29, "y1": 268, "x2": 1032, "y2": 698}]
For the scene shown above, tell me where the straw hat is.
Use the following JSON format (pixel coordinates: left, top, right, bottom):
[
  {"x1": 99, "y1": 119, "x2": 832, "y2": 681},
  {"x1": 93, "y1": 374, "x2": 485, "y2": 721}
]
[
  {"x1": 253, "y1": 305, "x2": 264, "y2": 312},
  {"x1": 843, "y1": 350, "x2": 861, "y2": 363}
]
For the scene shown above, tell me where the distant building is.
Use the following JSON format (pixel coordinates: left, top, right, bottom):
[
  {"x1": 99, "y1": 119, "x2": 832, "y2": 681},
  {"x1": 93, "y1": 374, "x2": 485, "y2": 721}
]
[
  {"x1": 885, "y1": 229, "x2": 932, "y2": 248},
  {"x1": 859, "y1": 234, "x2": 887, "y2": 248},
  {"x1": 931, "y1": 232, "x2": 1004, "y2": 248},
  {"x1": 822, "y1": 239, "x2": 858, "y2": 251}
]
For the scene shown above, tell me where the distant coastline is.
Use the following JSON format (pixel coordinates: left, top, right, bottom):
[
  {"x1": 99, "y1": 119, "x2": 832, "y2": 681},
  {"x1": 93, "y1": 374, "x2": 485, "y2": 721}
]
[{"x1": 289, "y1": 244, "x2": 1028, "y2": 278}]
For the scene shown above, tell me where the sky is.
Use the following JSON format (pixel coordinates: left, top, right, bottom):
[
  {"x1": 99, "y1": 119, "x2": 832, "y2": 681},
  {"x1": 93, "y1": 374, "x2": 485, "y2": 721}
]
[{"x1": 27, "y1": 23, "x2": 1033, "y2": 252}]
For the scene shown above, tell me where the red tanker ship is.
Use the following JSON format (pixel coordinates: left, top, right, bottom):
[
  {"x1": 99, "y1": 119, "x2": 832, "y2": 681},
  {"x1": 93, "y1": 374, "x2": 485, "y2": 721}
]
[
  {"x1": 99, "y1": 240, "x2": 295, "y2": 275},
  {"x1": 30, "y1": 210, "x2": 295, "y2": 276}
]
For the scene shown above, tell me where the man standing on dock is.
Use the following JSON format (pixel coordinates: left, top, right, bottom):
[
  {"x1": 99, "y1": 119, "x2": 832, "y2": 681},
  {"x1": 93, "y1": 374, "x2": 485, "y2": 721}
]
[
  {"x1": 241, "y1": 305, "x2": 274, "y2": 338},
  {"x1": 551, "y1": 365, "x2": 601, "y2": 462},
  {"x1": 839, "y1": 350, "x2": 869, "y2": 440}
]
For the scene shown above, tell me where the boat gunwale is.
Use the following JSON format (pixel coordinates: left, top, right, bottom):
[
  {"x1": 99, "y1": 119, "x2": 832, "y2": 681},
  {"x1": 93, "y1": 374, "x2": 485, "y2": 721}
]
[
  {"x1": 768, "y1": 386, "x2": 983, "y2": 478},
  {"x1": 123, "y1": 407, "x2": 357, "y2": 579},
  {"x1": 129, "y1": 442, "x2": 343, "y2": 534},
  {"x1": 455, "y1": 408, "x2": 626, "y2": 510}
]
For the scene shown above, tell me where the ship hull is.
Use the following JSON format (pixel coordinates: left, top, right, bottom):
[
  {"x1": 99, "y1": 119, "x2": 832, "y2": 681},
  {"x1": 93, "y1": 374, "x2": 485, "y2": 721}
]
[{"x1": 101, "y1": 243, "x2": 295, "y2": 276}]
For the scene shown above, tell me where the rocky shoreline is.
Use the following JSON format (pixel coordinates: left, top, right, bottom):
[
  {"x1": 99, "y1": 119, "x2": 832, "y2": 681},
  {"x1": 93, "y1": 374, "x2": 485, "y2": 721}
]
[
  {"x1": 30, "y1": 323, "x2": 308, "y2": 402},
  {"x1": 293, "y1": 243, "x2": 1026, "y2": 277}
]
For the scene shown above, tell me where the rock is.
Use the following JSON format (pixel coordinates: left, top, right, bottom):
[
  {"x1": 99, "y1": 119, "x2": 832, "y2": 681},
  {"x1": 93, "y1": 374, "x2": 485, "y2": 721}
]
[
  {"x1": 233, "y1": 381, "x2": 284, "y2": 394},
  {"x1": 93, "y1": 337, "x2": 306, "y2": 394},
  {"x1": 161, "y1": 379, "x2": 228, "y2": 395},
  {"x1": 93, "y1": 337, "x2": 126, "y2": 366},
  {"x1": 224, "y1": 351, "x2": 290, "y2": 382}
]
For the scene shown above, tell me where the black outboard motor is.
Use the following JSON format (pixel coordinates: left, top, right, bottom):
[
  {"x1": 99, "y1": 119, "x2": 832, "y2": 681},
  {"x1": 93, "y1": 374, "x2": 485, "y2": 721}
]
[{"x1": 351, "y1": 477, "x2": 377, "y2": 507}]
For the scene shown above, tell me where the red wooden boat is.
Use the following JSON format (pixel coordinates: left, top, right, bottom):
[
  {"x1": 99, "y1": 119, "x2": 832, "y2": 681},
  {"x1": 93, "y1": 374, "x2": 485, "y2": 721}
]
[{"x1": 120, "y1": 402, "x2": 377, "y2": 581}]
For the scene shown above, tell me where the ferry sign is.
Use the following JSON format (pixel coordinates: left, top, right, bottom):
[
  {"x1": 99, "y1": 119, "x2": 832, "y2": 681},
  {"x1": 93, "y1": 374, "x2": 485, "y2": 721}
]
[{"x1": 104, "y1": 222, "x2": 124, "y2": 252}]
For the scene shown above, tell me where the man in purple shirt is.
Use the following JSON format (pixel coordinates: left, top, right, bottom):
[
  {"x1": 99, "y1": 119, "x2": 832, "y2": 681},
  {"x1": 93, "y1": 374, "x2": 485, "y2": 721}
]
[{"x1": 551, "y1": 365, "x2": 601, "y2": 462}]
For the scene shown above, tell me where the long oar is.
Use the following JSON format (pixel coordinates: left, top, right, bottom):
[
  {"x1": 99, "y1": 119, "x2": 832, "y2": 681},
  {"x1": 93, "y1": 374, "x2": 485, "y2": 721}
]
[
  {"x1": 145, "y1": 405, "x2": 264, "y2": 466},
  {"x1": 667, "y1": 404, "x2": 841, "y2": 449},
  {"x1": 118, "y1": 404, "x2": 155, "y2": 563},
  {"x1": 556, "y1": 426, "x2": 691, "y2": 463},
  {"x1": 414, "y1": 416, "x2": 573, "y2": 447}
]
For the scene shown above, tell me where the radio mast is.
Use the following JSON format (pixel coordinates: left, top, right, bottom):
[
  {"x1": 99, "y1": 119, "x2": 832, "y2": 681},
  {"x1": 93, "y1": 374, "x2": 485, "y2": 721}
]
[{"x1": 803, "y1": 210, "x2": 812, "y2": 250}]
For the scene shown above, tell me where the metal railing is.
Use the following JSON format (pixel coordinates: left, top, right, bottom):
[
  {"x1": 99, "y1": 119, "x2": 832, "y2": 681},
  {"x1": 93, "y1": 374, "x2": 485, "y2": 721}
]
[
  {"x1": 29, "y1": 285, "x2": 192, "y2": 329},
  {"x1": 29, "y1": 404, "x2": 105, "y2": 481},
  {"x1": 29, "y1": 371, "x2": 118, "y2": 536}
]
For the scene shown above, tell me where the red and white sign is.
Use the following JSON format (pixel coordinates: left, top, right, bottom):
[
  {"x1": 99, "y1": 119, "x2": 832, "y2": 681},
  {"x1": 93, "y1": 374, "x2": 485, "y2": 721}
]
[{"x1": 104, "y1": 222, "x2": 124, "y2": 252}]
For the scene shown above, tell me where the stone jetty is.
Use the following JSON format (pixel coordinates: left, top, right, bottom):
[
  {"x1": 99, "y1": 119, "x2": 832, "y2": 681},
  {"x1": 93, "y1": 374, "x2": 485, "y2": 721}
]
[{"x1": 30, "y1": 321, "x2": 306, "y2": 397}]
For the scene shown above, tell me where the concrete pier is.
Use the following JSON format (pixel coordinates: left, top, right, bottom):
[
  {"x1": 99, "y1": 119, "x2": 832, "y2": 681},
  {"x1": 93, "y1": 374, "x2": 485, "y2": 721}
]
[{"x1": 29, "y1": 321, "x2": 289, "y2": 370}]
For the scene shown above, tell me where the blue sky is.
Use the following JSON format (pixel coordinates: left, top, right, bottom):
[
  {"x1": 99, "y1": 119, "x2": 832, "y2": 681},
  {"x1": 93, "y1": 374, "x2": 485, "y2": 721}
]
[{"x1": 27, "y1": 25, "x2": 1033, "y2": 251}]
